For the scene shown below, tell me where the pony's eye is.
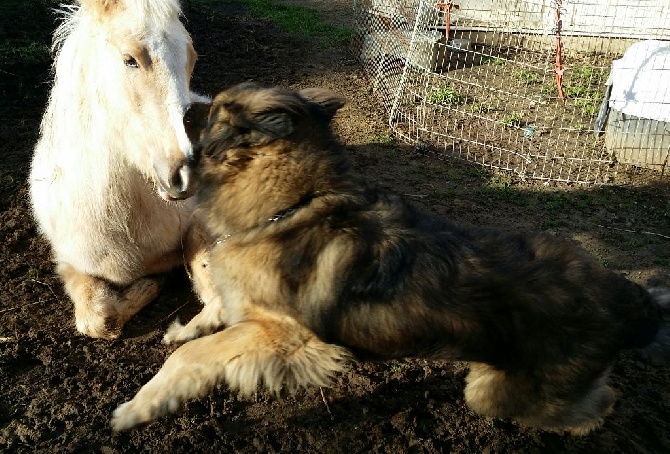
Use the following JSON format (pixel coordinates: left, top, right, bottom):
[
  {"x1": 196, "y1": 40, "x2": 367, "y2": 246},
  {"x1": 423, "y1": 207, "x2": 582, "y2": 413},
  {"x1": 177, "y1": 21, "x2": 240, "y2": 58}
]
[{"x1": 123, "y1": 54, "x2": 139, "y2": 68}]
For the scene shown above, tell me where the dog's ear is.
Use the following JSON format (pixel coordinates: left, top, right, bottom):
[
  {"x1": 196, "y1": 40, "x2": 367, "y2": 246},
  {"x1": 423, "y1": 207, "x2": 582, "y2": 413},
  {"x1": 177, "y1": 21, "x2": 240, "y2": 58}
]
[
  {"x1": 298, "y1": 88, "x2": 346, "y2": 120},
  {"x1": 252, "y1": 110, "x2": 294, "y2": 139},
  {"x1": 183, "y1": 102, "x2": 212, "y2": 144}
]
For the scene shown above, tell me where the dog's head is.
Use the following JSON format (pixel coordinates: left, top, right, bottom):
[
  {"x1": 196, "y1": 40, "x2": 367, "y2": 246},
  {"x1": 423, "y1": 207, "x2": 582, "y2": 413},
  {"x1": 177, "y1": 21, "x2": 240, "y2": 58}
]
[{"x1": 183, "y1": 83, "x2": 347, "y2": 235}]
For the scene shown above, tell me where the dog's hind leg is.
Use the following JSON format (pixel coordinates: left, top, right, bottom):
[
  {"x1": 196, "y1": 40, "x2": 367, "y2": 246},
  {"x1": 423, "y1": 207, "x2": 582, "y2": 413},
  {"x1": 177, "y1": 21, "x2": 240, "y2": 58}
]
[
  {"x1": 58, "y1": 263, "x2": 160, "y2": 339},
  {"x1": 464, "y1": 363, "x2": 615, "y2": 435},
  {"x1": 111, "y1": 315, "x2": 350, "y2": 431}
]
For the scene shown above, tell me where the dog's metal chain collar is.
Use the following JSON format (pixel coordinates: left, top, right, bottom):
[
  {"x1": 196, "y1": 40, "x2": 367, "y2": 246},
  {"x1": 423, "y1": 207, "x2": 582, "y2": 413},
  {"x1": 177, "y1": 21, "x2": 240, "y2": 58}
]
[{"x1": 212, "y1": 193, "x2": 316, "y2": 247}]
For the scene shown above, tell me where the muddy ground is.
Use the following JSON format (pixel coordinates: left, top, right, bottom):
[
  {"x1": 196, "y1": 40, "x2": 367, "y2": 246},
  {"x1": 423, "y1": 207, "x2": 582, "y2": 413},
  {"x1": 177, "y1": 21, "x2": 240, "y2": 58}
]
[{"x1": 1, "y1": 1, "x2": 669, "y2": 452}]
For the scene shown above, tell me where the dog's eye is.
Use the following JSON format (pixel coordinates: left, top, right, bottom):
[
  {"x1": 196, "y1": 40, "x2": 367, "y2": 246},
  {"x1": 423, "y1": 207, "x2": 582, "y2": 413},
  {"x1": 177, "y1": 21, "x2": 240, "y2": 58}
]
[
  {"x1": 237, "y1": 127, "x2": 251, "y2": 135},
  {"x1": 123, "y1": 54, "x2": 139, "y2": 68}
]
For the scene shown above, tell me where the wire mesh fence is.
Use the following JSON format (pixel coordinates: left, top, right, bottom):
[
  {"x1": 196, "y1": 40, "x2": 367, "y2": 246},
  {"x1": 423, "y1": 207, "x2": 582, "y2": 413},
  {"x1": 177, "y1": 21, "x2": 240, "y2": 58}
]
[{"x1": 352, "y1": 0, "x2": 670, "y2": 184}]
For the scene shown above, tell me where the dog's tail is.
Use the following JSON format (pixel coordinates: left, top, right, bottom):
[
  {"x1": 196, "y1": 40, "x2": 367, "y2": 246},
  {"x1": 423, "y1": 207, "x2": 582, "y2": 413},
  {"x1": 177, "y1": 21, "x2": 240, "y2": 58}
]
[{"x1": 639, "y1": 287, "x2": 670, "y2": 365}]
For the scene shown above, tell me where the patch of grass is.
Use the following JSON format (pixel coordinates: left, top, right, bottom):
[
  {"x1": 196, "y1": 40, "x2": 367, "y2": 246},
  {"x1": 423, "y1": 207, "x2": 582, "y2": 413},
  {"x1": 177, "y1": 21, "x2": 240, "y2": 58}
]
[
  {"x1": 470, "y1": 103, "x2": 493, "y2": 114},
  {"x1": 563, "y1": 65, "x2": 608, "y2": 117},
  {"x1": 541, "y1": 193, "x2": 570, "y2": 213},
  {"x1": 427, "y1": 86, "x2": 464, "y2": 105},
  {"x1": 438, "y1": 189, "x2": 457, "y2": 199},
  {"x1": 502, "y1": 112, "x2": 523, "y2": 128},
  {"x1": 373, "y1": 132, "x2": 396, "y2": 144},
  {"x1": 227, "y1": 0, "x2": 351, "y2": 46},
  {"x1": 412, "y1": 163, "x2": 430, "y2": 178},
  {"x1": 487, "y1": 174, "x2": 512, "y2": 189},
  {"x1": 476, "y1": 173, "x2": 526, "y2": 205},
  {"x1": 438, "y1": 168, "x2": 468, "y2": 181},
  {"x1": 628, "y1": 236, "x2": 662, "y2": 248},
  {"x1": 540, "y1": 218, "x2": 570, "y2": 229},
  {"x1": 464, "y1": 166, "x2": 490, "y2": 180},
  {"x1": 482, "y1": 56, "x2": 506, "y2": 66},
  {"x1": 0, "y1": 39, "x2": 49, "y2": 65},
  {"x1": 388, "y1": 360, "x2": 411, "y2": 374},
  {"x1": 512, "y1": 69, "x2": 541, "y2": 86},
  {"x1": 598, "y1": 229, "x2": 628, "y2": 243},
  {"x1": 571, "y1": 97, "x2": 600, "y2": 117}
]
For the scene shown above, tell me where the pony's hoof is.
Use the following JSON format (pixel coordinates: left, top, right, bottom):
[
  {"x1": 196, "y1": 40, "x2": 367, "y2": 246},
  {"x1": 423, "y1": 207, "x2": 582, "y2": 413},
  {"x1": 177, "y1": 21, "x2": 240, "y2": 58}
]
[{"x1": 76, "y1": 315, "x2": 122, "y2": 340}]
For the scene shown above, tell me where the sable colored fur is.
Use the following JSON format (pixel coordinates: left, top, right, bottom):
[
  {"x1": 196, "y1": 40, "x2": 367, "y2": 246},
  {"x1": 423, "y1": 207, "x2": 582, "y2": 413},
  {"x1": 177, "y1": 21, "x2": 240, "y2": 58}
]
[{"x1": 111, "y1": 83, "x2": 670, "y2": 434}]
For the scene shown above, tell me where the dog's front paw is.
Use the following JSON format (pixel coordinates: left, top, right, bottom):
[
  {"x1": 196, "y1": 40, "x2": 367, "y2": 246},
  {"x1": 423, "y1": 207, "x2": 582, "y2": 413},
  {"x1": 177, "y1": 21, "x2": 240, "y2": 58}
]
[
  {"x1": 163, "y1": 319, "x2": 198, "y2": 345},
  {"x1": 111, "y1": 394, "x2": 180, "y2": 432},
  {"x1": 110, "y1": 400, "x2": 145, "y2": 432}
]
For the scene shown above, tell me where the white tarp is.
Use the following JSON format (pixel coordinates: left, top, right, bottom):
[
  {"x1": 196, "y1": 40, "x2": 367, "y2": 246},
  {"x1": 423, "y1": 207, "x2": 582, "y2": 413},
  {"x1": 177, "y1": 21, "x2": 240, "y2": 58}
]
[{"x1": 608, "y1": 40, "x2": 670, "y2": 122}]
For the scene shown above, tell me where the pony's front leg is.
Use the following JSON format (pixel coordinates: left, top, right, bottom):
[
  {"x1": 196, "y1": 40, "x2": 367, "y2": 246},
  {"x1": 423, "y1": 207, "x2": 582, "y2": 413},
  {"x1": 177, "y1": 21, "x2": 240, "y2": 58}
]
[{"x1": 58, "y1": 263, "x2": 160, "y2": 339}]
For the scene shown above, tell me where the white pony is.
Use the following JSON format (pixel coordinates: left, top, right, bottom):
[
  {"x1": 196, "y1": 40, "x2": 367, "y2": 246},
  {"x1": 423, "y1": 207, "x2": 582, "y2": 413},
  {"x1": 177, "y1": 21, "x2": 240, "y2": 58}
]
[{"x1": 30, "y1": 0, "x2": 216, "y2": 339}]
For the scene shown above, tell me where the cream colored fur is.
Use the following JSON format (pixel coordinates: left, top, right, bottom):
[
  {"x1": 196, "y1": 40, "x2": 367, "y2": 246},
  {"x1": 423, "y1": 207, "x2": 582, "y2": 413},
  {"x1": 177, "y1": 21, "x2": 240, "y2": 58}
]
[{"x1": 29, "y1": 0, "x2": 215, "y2": 339}]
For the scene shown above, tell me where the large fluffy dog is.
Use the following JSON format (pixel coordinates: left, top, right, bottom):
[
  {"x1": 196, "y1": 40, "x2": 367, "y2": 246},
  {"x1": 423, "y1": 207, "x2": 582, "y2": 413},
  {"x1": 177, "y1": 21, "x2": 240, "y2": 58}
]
[{"x1": 111, "y1": 83, "x2": 670, "y2": 434}]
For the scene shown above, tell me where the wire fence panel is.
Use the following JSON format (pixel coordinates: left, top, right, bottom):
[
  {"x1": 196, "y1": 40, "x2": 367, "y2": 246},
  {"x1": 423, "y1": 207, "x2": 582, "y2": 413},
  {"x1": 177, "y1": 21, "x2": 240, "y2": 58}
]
[{"x1": 353, "y1": 0, "x2": 670, "y2": 184}]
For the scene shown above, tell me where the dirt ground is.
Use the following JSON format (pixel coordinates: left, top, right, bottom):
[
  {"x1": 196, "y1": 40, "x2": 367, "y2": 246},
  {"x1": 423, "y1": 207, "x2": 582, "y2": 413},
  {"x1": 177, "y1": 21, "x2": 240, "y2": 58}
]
[{"x1": 1, "y1": 1, "x2": 669, "y2": 452}]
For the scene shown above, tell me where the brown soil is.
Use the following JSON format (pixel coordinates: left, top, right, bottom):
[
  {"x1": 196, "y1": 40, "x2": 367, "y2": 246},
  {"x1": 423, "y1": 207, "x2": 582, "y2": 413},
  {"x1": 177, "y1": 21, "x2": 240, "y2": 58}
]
[{"x1": 1, "y1": 1, "x2": 669, "y2": 452}]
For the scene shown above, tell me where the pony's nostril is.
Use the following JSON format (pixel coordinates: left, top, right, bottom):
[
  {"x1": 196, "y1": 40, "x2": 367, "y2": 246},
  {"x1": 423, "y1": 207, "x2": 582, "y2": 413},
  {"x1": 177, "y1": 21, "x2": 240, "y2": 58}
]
[{"x1": 169, "y1": 165, "x2": 191, "y2": 196}]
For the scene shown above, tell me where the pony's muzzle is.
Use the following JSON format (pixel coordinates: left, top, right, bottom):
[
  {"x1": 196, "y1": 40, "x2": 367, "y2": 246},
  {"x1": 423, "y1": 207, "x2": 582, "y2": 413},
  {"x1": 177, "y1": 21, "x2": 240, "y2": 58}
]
[{"x1": 156, "y1": 159, "x2": 196, "y2": 201}]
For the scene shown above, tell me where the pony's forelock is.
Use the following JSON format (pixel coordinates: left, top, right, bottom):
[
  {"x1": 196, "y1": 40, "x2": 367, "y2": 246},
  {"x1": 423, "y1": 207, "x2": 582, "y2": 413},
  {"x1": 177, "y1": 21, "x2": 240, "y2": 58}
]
[
  {"x1": 52, "y1": 0, "x2": 183, "y2": 61},
  {"x1": 129, "y1": 0, "x2": 183, "y2": 27}
]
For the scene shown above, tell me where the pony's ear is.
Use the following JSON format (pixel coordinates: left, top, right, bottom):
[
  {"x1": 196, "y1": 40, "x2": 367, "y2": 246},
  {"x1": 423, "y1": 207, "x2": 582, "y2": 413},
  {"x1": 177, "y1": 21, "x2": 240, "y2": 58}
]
[
  {"x1": 252, "y1": 110, "x2": 294, "y2": 139},
  {"x1": 79, "y1": 0, "x2": 122, "y2": 19},
  {"x1": 298, "y1": 88, "x2": 346, "y2": 120},
  {"x1": 183, "y1": 102, "x2": 212, "y2": 144}
]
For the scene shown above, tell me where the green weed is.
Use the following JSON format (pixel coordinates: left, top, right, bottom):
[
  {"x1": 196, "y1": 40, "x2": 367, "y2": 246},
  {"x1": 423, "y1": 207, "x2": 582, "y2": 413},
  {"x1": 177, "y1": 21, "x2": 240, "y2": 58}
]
[
  {"x1": 427, "y1": 86, "x2": 464, "y2": 105},
  {"x1": 482, "y1": 56, "x2": 506, "y2": 66},
  {"x1": 0, "y1": 39, "x2": 49, "y2": 65},
  {"x1": 25, "y1": 267, "x2": 40, "y2": 280},
  {"x1": 563, "y1": 65, "x2": 608, "y2": 117},
  {"x1": 487, "y1": 174, "x2": 512, "y2": 189},
  {"x1": 373, "y1": 132, "x2": 396, "y2": 144},
  {"x1": 470, "y1": 103, "x2": 493, "y2": 114},
  {"x1": 512, "y1": 69, "x2": 541, "y2": 86},
  {"x1": 502, "y1": 112, "x2": 523, "y2": 128}
]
